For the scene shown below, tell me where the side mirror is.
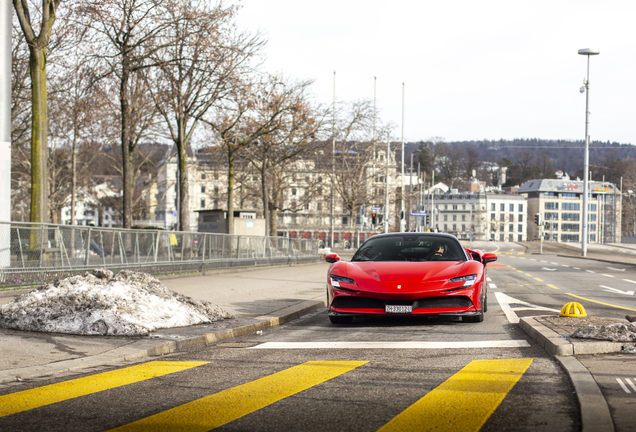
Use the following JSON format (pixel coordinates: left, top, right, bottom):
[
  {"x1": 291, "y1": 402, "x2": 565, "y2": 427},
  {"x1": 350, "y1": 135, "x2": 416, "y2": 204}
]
[
  {"x1": 325, "y1": 253, "x2": 341, "y2": 263},
  {"x1": 483, "y1": 253, "x2": 497, "y2": 264}
]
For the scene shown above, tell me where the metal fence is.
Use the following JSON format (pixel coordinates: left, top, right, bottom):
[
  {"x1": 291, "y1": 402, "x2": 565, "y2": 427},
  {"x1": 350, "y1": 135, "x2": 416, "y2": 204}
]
[{"x1": 0, "y1": 222, "x2": 320, "y2": 288}]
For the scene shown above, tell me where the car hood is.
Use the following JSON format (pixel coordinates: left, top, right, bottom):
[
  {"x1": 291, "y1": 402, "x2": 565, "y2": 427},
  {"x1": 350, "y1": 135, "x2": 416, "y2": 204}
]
[{"x1": 342, "y1": 261, "x2": 477, "y2": 293}]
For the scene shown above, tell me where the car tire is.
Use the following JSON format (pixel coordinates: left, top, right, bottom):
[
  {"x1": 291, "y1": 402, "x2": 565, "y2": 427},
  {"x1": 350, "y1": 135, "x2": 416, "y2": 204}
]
[
  {"x1": 329, "y1": 315, "x2": 353, "y2": 324},
  {"x1": 464, "y1": 313, "x2": 484, "y2": 323},
  {"x1": 482, "y1": 287, "x2": 488, "y2": 313}
]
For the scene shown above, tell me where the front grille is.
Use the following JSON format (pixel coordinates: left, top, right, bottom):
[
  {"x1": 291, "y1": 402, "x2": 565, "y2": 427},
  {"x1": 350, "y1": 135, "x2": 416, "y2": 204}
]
[{"x1": 332, "y1": 296, "x2": 473, "y2": 309}]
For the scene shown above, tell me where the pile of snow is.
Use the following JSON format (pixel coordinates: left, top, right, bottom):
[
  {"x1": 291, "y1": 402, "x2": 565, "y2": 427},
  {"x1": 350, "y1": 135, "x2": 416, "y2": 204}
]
[
  {"x1": 0, "y1": 269, "x2": 233, "y2": 336},
  {"x1": 572, "y1": 322, "x2": 636, "y2": 342}
]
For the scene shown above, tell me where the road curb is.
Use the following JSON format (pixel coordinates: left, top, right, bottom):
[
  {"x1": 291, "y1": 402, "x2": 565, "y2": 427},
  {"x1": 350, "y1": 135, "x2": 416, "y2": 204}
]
[
  {"x1": 555, "y1": 356, "x2": 615, "y2": 432},
  {"x1": 0, "y1": 299, "x2": 327, "y2": 384},
  {"x1": 556, "y1": 254, "x2": 636, "y2": 267},
  {"x1": 518, "y1": 316, "x2": 624, "y2": 356}
]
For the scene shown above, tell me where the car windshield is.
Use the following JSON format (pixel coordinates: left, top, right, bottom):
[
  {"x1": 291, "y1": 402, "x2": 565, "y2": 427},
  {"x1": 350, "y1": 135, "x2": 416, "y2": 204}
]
[{"x1": 351, "y1": 235, "x2": 467, "y2": 262}]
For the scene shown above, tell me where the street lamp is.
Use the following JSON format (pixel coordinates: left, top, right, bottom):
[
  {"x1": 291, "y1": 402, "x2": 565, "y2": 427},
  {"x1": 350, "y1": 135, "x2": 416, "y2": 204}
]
[{"x1": 578, "y1": 48, "x2": 600, "y2": 257}]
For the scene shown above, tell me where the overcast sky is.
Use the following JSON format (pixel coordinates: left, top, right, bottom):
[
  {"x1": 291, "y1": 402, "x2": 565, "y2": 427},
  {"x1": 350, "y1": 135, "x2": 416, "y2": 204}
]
[{"x1": 236, "y1": 0, "x2": 636, "y2": 144}]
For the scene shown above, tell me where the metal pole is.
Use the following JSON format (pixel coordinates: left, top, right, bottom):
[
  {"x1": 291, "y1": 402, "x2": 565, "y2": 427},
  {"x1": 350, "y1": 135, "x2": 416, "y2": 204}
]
[
  {"x1": 581, "y1": 53, "x2": 594, "y2": 256},
  {"x1": 0, "y1": 0, "x2": 11, "y2": 267},
  {"x1": 385, "y1": 133, "x2": 390, "y2": 233},
  {"x1": 400, "y1": 83, "x2": 406, "y2": 232},
  {"x1": 431, "y1": 171, "x2": 435, "y2": 231},
  {"x1": 331, "y1": 71, "x2": 336, "y2": 248}
]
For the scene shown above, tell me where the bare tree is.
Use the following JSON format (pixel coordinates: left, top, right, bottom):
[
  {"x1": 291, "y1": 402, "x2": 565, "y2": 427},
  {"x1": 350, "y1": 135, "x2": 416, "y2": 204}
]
[
  {"x1": 205, "y1": 75, "x2": 303, "y2": 234},
  {"x1": 13, "y1": 0, "x2": 63, "y2": 222},
  {"x1": 239, "y1": 78, "x2": 321, "y2": 236},
  {"x1": 148, "y1": 0, "x2": 263, "y2": 231},
  {"x1": 80, "y1": 0, "x2": 174, "y2": 227}
]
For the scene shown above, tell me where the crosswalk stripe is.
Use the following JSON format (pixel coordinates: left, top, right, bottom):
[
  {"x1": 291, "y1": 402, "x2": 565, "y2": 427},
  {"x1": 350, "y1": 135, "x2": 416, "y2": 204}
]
[
  {"x1": 0, "y1": 361, "x2": 208, "y2": 418},
  {"x1": 109, "y1": 360, "x2": 367, "y2": 432},
  {"x1": 377, "y1": 358, "x2": 533, "y2": 432}
]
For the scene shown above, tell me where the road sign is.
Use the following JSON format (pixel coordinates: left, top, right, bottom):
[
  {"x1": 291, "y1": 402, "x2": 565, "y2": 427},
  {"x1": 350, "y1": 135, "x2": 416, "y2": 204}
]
[
  {"x1": 371, "y1": 206, "x2": 382, "y2": 211},
  {"x1": 410, "y1": 212, "x2": 427, "y2": 217}
]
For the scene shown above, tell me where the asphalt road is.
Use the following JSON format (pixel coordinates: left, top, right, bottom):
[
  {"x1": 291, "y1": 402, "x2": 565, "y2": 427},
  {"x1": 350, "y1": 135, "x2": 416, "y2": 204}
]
[{"x1": 4, "y1": 241, "x2": 636, "y2": 431}]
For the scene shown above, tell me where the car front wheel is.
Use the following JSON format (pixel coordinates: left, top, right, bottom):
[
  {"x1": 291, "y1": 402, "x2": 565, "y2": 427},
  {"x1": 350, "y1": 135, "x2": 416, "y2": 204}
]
[{"x1": 464, "y1": 313, "x2": 484, "y2": 323}]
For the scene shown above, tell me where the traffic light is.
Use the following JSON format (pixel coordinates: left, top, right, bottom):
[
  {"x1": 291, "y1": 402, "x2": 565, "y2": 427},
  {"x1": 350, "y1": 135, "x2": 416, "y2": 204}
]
[
  {"x1": 372, "y1": 212, "x2": 377, "y2": 224},
  {"x1": 534, "y1": 213, "x2": 542, "y2": 226},
  {"x1": 400, "y1": 210, "x2": 404, "y2": 220},
  {"x1": 425, "y1": 214, "x2": 430, "y2": 225}
]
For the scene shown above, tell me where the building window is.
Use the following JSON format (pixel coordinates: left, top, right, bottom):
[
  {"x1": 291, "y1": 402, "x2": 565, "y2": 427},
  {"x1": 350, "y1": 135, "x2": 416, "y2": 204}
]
[
  {"x1": 317, "y1": 202, "x2": 322, "y2": 211},
  {"x1": 500, "y1": 203, "x2": 505, "y2": 211},
  {"x1": 200, "y1": 199, "x2": 205, "y2": 208},
  {"x1": 544, "y1": 212, "x2": 558, "y2": 221},
  {"x1": 292, "y1": 188, "x2": 297, "y2": 195},
  {"x1": 444, "y1": 205, "x2": 448, "y2": 210},
  {"x1": 561, "y1": 223, "x2": 580, "y2": 232},
  {"x1": 518, "y1": 214, "x2": 524, "y2": 222},
  {"x1": 452, "y1": 205, "x2": 458, "y2": 210},
  {"x1": 590, "y1": 234, "x2": 596, "y2": 242},
  {"x1": 443, "y1": 215, "x2": 448, "y2": 221},
  {"x1": 589, "y1": 224, "x2": 597, "y2": 231},
  {"x1": 562, "y1": 203, "x2": 580, "y2": 211},
  {"x1": 490, "y1": 213, "x2": 495, "y2": 221},
  {"x1": 201, "y1": 174, "x2": 206, "y2": 180},
  {"x1": 509, "y1": 234, "x2": 513, "y2": 242},
  {"x1": 562, "y1": 213, "x2": 580, "y2": 221},
  {"x1": 518, "y1": 234, "x2": 523, "y2": 241},
  {"x1": 518, "y1": 224, "x2": 523, "y2": 232},
  {"x1": 518, "y1": 204, "x2": 523, "y2": 212},
  {"x1": 461, "y1": 214, "x2": 466, "y2": 221},
  {"x1": 444, "y1": 224, "x2": 448, "y2": 231},
  {"x1": 491, "y1": 203, "x2": 495, "y2": 211},
  {"x1": 452, "y1": 224, "x2": 457, "y2": 231},
  {"x1": 214, "y1": 186, "x2": 219, "y2": 194},
  {"x1": 462, "y1": 224, "x2": 466, "y2": 231},
  {"x1": 509, "y1": 214, "x2": 514, "y2": 222},
  {"x1": 452, "y1": 215, "x2": 457, "y2": 221},
  {"x1": 508, "y1": 224, "x2": 513, "y2": 232},
  {"x1": 509, "y1": 204, "x2": 514, "y2": 212},
  {"x1": 589, "y1": 204, "x2": 597, "y2": 211},
  {"x1": 562, "y1": 193, "x2": 577, "y2": 198},
  {"x1": 588, "y1": 214, "x2": 597, "y2": 221},
  {"x1": 561, "y1": 234, "x2": 580, "y2": 242},
  {"x1": 201, "y1": 186, "x2": 205, "y2": 193},
  {"x1": 462, "y1": 204, "x2": 466, "y2": 210},
  {"x1": 499, "y1": 234, "x2": 504, "y2": 241},
  {"x1": 545, "y1": 202, "x2": 558, "y2": 210},
  {"x1": 544, "y1": 192, "x2": 555, "y2": 197},
  {"x1": 342, "y1": 217, "x2": 348, "y2": 225},
  {"x1": 499, "y1": 214, "x2": 505, "y2": 221}
]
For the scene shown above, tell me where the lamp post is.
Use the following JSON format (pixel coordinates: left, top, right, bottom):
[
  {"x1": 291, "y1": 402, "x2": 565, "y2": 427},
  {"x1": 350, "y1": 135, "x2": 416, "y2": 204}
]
[{"x1": 578, "y1": 48, "x2": 600, "y2": 257}]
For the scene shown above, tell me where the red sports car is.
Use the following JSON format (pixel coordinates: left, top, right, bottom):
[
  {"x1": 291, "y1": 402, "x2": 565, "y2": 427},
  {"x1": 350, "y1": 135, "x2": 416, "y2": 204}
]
[{"x1": 325, "y1": 233, "x2": 497, "y2": 324}]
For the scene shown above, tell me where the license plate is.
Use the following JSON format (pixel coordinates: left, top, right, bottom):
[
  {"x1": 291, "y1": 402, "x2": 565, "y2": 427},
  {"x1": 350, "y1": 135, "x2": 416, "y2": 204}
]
[{"x1": 385, "y1": 305, "x2": 412, "y2": 314}]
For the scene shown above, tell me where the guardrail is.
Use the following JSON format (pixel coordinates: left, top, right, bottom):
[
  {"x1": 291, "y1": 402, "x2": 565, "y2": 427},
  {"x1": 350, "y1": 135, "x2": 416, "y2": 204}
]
[{"x1": 0, "y1": 222, "x2": 320, "y2": 288}]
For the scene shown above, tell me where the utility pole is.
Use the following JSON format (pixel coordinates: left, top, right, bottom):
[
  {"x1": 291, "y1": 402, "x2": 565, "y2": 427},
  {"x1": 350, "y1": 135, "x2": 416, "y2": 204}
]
[
  {"x1": 0, "y1": 0, "x2": 11, "y2": 267},
  {"x1": 385, "y1": 133, "x2": 390, "y2": 233},
  {"x1": 330, "y1": 71, "x2": 336, "y2": 248},
  {"x1": 400, "y1": 83, "x2": 406, "y2": 232}
]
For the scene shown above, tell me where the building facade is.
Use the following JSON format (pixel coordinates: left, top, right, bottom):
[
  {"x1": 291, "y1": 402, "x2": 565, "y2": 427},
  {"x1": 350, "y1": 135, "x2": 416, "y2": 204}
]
[{"x1": 518, "y1": 179, "x2": 621, "y2": 243}]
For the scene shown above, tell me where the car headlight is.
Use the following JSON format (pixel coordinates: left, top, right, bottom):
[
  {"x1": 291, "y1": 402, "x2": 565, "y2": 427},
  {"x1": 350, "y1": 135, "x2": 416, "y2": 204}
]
[
  {"x1": 449, "y1": 274, "x2": 477, "y2": 287},
  {"x1": 330, "y1": 275, "x2": 356, "y2": 287}
]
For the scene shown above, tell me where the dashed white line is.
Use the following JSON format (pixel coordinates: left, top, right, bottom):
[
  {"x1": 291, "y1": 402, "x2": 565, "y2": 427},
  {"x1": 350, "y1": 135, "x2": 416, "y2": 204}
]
[
  {"x1": 601, "y1": 274, "x2": 615, "y2": 278},
  {"x1": 586, "y1": 270, "x2": 596, "y2": 273},
  {"x1": 550, "y1": 262, "x2": 559, "y2": 265},
  {"x1": 608, "y1": 267, "x2": 626, "y2": 272},
  {"x1": 489, "y1": 283, "x2": 497, "y2": 289},
  {"x1": 574, "y1": 267, "x2": 581, "y2": 270},
  {"x1": 486, "y1": 277, "x2": 492, "y2": 282},
  {"x1": 540, "y1": 260, "x2": 548, "y2": 263},
  {"x1": 530, "y1": 259, "x2": 537, "y2": 261},
  {"x1": 561, "y1": 264, "x2": 570, "y2": 267},
  {"x1": 623, "y1": 279, "x2": 636, "y2": 284},
  {"x1": 617, "y1": 378, "x2": 631, "y2": 394}
]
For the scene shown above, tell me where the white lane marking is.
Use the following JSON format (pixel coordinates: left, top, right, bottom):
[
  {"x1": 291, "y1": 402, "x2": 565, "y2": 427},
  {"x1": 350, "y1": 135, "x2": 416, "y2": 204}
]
[
  {"x1": 617, "y1": 378, "x2": 631, "y2": 394},
  {"x1": 586, "y1": 270, "x2": 596, "y2": 273},
  {"x1": 252, "y1": 341, "x2": 532, "y2": 349},
  {"x1": 608, "y1": 267, "x2": 626, "y2": 272},
  {"x1": 519, "y1": 257, "x2": 526, "y2": 260},
  {"x1": 541, "y1": 267, "x2": 556, "y2": 271},
  {"x1": 489, "y1": 283, "x2": 497, "y2": 289},
  {"x1": 600, "y1": 285, "x2": 635, "y2": 296},
  {"x1": 602, "y1": 274, "x2": 615, "y2": 278},
  {"x1": 551, "y1": 262, "x2": 559, "y2": 265},
  {"x1": 627, "y1": 378, "x2": 636, "y2": 392},
  {"x1": 574, "y1": 267, "x2": 581, "y2": 270},
  {"x1": 623, "y1": 279, "x2": 636, "y2": 284},
  {"x1": 540, "y1": 260, "x2": 548, "y2": 263},
  {"x1": 487, "y1": 277, "x2": 492, "y2": 282},
  {"x1": 561, "y1": 264, "x2": 570, "y2": 267},
  {"x1": 530, "y1": 259, "x2": 537, "y2": 261},
  {"x1": 494, "y1": 292, "x2": 560, "y2": 324}
]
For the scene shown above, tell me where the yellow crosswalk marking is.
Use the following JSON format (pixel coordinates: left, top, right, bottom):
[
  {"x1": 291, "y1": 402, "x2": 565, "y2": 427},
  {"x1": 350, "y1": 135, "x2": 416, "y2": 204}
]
[
  {"x1": 377, "y1": 358, "x2": 533, "y2": 432},
  {"x1": 110, "y1": 360, "x2": 367, "y2": 432},
  {"x1": 0, "y1": 361, "x2": 208, "y2": 418}
]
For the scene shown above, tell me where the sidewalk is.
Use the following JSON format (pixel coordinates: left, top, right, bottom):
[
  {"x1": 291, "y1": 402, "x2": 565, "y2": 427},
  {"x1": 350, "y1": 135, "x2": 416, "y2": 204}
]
[{"x1": 0, "y1": 261, "x2": 330, "y2": 384}]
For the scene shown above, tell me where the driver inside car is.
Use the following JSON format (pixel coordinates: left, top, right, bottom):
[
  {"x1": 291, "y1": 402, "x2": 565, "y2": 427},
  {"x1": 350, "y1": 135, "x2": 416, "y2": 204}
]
[{"x1": 427, "y1": 242, "x2": 446, "y2": 260}]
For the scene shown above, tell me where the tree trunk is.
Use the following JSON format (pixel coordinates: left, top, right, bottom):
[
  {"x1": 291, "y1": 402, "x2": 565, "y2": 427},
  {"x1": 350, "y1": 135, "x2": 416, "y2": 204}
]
[
  {"x1": 227, "y1": 149, "x2": 234, "y2": 234},
  {"x1": 269, "y1": 203, "x2": 278, "y2": 237},
  {"x1": 260, "y1": 167, "x2": 269, "y2": 235},
  {"x1": 120, "y1": 67, "x2": 133, "y2": 228},
  {"x1": 28, "y1": 46, "x2": 49, "y2": 223},
  {"x1": 177, "y1": 125, "x2": 189, "y2": 232}
]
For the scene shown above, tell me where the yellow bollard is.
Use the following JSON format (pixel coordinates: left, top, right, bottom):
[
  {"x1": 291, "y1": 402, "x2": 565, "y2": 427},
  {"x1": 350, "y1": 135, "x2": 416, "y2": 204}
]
[{"x1": 560, "y1": 302, "x2": 587, "y2": 317}]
